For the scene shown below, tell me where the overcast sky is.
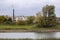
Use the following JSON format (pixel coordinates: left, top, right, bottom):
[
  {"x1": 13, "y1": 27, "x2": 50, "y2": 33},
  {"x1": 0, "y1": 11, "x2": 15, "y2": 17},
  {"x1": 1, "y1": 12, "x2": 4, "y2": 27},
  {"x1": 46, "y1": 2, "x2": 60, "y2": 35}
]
[{"x1": 0, "y1": 0, "x2": 60, "y2": 17}]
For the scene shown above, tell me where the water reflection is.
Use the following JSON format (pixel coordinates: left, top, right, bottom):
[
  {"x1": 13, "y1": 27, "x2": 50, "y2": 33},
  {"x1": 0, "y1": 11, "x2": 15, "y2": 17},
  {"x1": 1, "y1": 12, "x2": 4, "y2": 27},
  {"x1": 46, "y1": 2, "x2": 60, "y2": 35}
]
[
  {"x1": 35, "y1": 32, "x2": 56, "y2": 39},
  {"x1": 0, "y1": 32, "x2": 60, "y2": 39},
  {"x1": 0, "y1": 32, "x2": 36, "y2": 39}
]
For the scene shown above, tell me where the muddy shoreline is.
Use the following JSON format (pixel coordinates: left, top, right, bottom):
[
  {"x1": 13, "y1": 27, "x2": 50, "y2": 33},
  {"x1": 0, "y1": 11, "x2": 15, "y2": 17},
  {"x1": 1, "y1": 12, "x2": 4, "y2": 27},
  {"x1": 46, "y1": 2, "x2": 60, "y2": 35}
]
[
  {"x1": 0, "y1": 29, "x2": 60, "y2": 32},
  {"x1": 0, "y1": 39, "x2": 60, "y2": 40}
]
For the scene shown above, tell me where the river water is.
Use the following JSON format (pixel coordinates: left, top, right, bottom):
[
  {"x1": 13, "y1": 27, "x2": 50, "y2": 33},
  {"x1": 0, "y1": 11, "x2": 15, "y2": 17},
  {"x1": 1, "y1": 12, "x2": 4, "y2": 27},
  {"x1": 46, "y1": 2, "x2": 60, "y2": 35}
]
[{"x1": 0, "y1": 32, "x2": 60, "y2": 39}]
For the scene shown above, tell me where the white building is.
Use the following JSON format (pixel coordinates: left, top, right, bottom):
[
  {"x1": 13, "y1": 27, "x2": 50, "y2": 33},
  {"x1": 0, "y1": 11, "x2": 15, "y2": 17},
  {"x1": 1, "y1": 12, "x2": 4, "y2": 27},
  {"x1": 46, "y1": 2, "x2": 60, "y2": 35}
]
[{"x1": 15, "y1": 16, "x2": 27, "y2": 22}]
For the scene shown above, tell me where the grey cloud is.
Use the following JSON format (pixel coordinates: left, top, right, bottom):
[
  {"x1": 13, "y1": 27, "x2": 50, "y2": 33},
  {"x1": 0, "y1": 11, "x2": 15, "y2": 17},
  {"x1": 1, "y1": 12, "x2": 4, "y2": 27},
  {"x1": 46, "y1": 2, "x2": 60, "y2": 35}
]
[{"x1": 0, "y1": 0, "x2": 60, "y2": 17}]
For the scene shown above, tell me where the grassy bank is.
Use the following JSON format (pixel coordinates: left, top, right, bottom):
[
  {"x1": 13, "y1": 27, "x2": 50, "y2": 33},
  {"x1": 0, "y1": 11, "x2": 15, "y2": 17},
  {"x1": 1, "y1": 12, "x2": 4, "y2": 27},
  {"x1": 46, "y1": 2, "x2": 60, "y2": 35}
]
[
  {"x1": 0, "y1": 24, "x2": 60, "y2": 31},
  {"x1": 0, "y1": 24, "x2": 35, "y2": 30}
]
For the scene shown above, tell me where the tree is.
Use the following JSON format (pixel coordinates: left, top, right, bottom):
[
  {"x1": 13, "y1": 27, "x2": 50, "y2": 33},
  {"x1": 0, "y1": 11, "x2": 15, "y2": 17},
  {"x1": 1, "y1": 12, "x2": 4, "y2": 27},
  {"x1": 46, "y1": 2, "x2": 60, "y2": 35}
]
[
  {"x1": 26, "y1": 16, "x2": 35, "y2": 24},
  {"x1": 16, "y1": 20, "x2": 25, "y2": 25},
  {"x1": 0, "y1": 16, "x2": 5, "y2": 24},
  {"x1": 1, "y1": 15, "x2": 13, "y2": 24},
  {"x1": 42, "y1": 5, "x2": 56, "y2": 27},
  {"x1": 35, "y1": 12, "x2": 43, "y2": 27},
  {"x1": 4, "y1": 17, "x2": 12, "y2": 24},
  {"x1": 16, "y1": 16, "x2": 25, "y2": 25}
]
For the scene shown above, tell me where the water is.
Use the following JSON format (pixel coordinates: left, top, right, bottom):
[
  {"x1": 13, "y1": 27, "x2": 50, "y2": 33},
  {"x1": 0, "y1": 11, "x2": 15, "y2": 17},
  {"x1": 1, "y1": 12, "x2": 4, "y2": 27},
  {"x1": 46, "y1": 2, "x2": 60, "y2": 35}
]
[{"x1": 0, "y1": 32, "x2": 60, "y2": 39}]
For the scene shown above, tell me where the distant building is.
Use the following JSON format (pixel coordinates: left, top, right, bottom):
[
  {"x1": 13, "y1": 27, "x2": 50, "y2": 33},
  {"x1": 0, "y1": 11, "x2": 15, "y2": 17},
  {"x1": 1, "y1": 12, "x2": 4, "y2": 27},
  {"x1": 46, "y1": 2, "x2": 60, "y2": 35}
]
[{"x1": 15, "y1": 16, "x2": 27, "y2": 22}]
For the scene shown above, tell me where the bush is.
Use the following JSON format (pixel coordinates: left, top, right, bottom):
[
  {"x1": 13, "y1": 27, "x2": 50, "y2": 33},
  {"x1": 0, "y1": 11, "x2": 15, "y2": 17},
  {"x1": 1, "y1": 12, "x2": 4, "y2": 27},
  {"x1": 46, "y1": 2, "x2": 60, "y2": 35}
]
[{"x1": 16, "y1": 20, "x2": 25, "y2": 25}]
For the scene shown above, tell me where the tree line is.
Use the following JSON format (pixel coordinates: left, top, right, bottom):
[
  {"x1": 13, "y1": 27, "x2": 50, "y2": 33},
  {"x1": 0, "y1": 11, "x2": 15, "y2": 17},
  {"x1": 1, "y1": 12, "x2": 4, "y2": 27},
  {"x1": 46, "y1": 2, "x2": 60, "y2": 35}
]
[{"x1": 0, "y1": 5, "x2": 57, "y2": 27}]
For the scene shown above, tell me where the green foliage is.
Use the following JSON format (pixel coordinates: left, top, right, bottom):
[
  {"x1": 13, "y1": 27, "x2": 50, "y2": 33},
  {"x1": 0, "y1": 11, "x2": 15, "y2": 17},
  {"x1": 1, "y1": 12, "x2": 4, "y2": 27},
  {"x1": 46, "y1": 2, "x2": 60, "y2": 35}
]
[
  {"x1": 4, "y1": 17, "x2": 12, "y2": 24},
  {"x1": 57, "y1": 21, "x2": 60, "y2": 25},
  {"x1": 26, "y1": 16, "x2": 35, "y2": 24},
  {"x1": 42, "y1": 5, "x2": 56, "y2": 27},
  {"x1": 0, "y1": 16, "x2": 5, "y2": 23},
  {"x1": 0, "y1": 5, "x2": 57, "y2": 28},
  {"x1": 0, "y1": 16, "x2": 12, "y2": 24},
  {"x1": 16, "y1": 20, "x2": 25, "y2": 25},
  {"x1": 35, "y1": 12, "x2": 43, "y2": 27},
  {"x1": 35, "y1": 5, "x2": 57, "y2": 27}
]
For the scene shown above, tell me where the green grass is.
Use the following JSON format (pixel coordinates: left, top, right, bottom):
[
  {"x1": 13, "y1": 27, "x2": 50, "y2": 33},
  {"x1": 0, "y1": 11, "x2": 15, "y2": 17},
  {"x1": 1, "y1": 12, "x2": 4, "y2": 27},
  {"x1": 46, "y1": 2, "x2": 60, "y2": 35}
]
[
  {"x1": 0, "y1": 24, "x2": 35, "y2": 30},
  {"x1": 0, "y1": 24, "x2": 60, "y2": 30}
]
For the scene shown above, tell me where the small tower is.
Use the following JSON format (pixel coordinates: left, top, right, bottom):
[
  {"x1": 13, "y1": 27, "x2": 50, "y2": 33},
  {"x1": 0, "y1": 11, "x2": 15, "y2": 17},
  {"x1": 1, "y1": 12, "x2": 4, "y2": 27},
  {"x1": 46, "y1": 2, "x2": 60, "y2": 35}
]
[{"x1": 13, "y1": 8, "x2": 15, "y2": 22}]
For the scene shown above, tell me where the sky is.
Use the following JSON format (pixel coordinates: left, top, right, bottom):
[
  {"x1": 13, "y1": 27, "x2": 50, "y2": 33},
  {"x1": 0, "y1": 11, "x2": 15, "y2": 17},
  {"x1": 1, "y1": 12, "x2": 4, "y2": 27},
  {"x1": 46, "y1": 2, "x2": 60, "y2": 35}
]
[{"x1": 0, "y1": 0, "x2": 60, "y2": 17}]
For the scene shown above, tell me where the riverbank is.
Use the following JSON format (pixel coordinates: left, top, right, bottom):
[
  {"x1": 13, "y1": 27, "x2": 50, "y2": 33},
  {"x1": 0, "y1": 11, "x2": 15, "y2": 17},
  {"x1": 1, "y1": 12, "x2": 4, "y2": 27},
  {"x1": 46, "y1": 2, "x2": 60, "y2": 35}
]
[
  {"x1": 0, "y1": 29, "x2": 60, "y2": 32},
  {"x1": 0, "y1": 24, "x2": 60, "y2": 32}
]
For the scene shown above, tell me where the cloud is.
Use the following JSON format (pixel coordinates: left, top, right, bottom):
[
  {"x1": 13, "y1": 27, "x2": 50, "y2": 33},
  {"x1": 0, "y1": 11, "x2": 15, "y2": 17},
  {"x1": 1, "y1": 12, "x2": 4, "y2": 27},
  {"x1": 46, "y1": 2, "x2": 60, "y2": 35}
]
[{"x1": 0, "y1": 0, "x2": 60, "y2": 17}]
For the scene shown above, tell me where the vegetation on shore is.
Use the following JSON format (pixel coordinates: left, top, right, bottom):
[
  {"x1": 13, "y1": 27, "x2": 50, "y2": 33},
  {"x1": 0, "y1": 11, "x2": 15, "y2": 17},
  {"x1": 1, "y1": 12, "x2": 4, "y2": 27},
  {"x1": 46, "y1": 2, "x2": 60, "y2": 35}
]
[
  {"x1": 0, "y1": 5, "x2": 58, "y2": 30},
  {"x1": 0, "y1": 24, "x2": 60, "y2": 30}
]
